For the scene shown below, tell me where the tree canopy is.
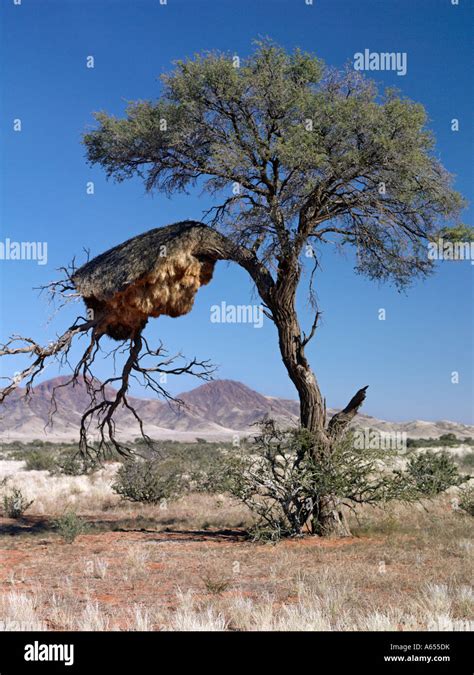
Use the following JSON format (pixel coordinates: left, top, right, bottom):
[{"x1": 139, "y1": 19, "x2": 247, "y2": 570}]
[{"x1": 85, "y1": 40, "x2": 464, "y2": 289}]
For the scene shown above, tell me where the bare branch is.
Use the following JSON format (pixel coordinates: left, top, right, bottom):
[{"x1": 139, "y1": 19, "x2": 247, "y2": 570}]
[{"x1": 327, "y1": 386, "x2": 369, "y2": 442}]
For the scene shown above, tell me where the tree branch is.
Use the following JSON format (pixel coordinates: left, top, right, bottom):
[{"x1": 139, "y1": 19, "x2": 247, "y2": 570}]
[{"x1": 327, "y1": 385, "x2": 369, "y2": 442}]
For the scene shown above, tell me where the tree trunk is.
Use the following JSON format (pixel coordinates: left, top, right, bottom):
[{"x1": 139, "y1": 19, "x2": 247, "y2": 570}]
[
  {"x1": 205, "y1": 226, "x2": 367, "y2": 537},
  {"x1": 313, "y1": 495, "x2": 351, "y2": 537},
  {"x1": 270, "y1": 272, "x2": 367, "y2": 537}
]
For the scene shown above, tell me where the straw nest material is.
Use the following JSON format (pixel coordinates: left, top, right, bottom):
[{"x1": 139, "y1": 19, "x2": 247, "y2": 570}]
[{"x1": 72, "y1": 221, "x2": 219, "y2": 340}]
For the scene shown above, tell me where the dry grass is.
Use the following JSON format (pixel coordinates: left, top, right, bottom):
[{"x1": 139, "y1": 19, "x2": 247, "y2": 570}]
[
  {"x1": 0, "y1": 460, "x2": 120, "y2": 515},
  {"x1": 0, "y1": 591, "x2": 46, "y2": 631},
  {"x1": 0, "y1": 459, "x2": 473, "y2": 631}
]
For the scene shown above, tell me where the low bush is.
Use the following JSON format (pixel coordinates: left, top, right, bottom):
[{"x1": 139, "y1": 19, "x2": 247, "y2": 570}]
[
  {"x1": 24, "y1": 450, "x2": 56, "y2": 472},
  {"x1": 458, "y1": 485, "x2": 474, "y2": 516},
  {"x1": 2, "y1": 487, "x2": 34, "y2": 518},
  {"x1": 197, "y1": 423, "x2": 471, "y2": 540},
  {"x1": 459, "y1": 452, "x2": 474, "y2": 471},
  {"x1": 112, "y1": 457, "x2": 186, "y2": 504},
  {"x1": 406, "y1": 435, "x2": 474, "y2": 449},
  {"x1": 405, "y1": 451, "x2": 467, "y2": 496},
  {"x1": 53, "y1": 451, "x2": 97, "y2": 476},
  {"x1": 53, "y1": 512, "x2": 88, "y2": 543}
]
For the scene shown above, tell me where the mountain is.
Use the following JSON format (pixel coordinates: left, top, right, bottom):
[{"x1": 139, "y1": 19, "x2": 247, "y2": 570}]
[
  {"x1": 0, "y1": 376, "x2": 472, "y2": 442},
  {"x1": 179, "y1": 380, "x2": 299, "y2": 429}
]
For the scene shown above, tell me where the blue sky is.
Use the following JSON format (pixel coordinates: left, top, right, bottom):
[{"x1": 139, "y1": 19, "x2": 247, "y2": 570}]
[{"x1": 0, "y1": 0, "x2": 472, "y2": 423}]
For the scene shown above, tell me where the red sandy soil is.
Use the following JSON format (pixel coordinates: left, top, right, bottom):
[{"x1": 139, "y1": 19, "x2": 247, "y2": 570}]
[{"x1": 1, "y1": 509, "x2": 471, "y2": 631}]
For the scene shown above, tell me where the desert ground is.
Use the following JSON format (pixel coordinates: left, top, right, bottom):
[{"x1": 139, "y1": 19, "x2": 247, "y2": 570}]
[{"x1": 0, "y1": 447, "x2": 473, "y2": 633}]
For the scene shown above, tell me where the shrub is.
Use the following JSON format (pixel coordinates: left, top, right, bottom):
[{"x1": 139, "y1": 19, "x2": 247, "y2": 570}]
[
  {"x1": 2, "y1": 488, "x2": 34, "y2": 518},
  {"x1": 459, "y1": 452, "x2": 474, "y2": 471},
  {"x1": 111, "y1": 442, "x2": 226, "y2": 504},
  {"x1": 53, "y1": 451, "x2": 96, "y2": 476},
  {"x1": 112, "y1": 457, "x2": 186, "y2": 504},
  {"x1": 198, "y1": 422, "x2": 470, "y2": 540},
  {"x1": 405, "y1": 451, "x2": 467, "y2": 496},
  {"x1": 249, "y1": 521, "x2": 290, "y2": 543},
  {"x1": 438, "y1": 433, "x2": 458, "y2": 444},
  {"x1": 202, "y1": 572, "x2": 231, "y2": 595},
  {"x1": 406, "y1": 435, "x2": 473, "y2": 449},
  {"x1": 200, "y1": 423, "x2": 410, "y2": 539},
  {"x1": 54, "y1": 512, "x2": 88, "y2": 543},
  {"x1": 22, "y1": 445, "x2": 96, "y2": 476},
  {"x1": 24, "y1": 450, "x2": 56, "y2": 472},
  {"x1": 458, "y1": 485, "x2": 474, "y2": 516}
]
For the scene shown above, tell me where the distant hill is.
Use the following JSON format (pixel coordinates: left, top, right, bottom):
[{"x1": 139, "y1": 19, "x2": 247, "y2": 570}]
[{"x1": 0, "y1": 376, "x2": 472, "y2": 442}]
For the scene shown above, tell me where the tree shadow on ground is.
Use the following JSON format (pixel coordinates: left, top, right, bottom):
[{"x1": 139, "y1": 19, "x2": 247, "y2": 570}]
[
  {"x1": 0, "y1": 515, "x2": 249, "y2": 543},
  {"x1": 130, "y1": 527, "x2": 249, "y2": 543},
  {"x1": 0, "y1": 516, "x2": 53, "y2": 537}
]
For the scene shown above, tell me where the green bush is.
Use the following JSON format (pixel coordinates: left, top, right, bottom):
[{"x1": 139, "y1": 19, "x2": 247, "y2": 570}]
[
  {"x1": 3, "y1": 487, "x2": 34, "y2": 518},
  {"x1": 112, "y1": 457, "x2": 186, "y2": 504},
  {"x1": 438, "y1": 433, "x2": 458, "y2": 444},
  {"x1": 199, "y1": 423, "x2": 419, "y2": 539},
  {"x1": 197, "y1": 423, "x2": 471, "y2": 540},
  {"x1": 53, "y1": 512, "x2": 88, "y2": 543},
  {"x1": 459, "y1": 452, "x2": 474, "y2": 471},
  {"x1": 24, "y1": 450, "x2": 56, "y2": 472},
  {"x1": 111, "y1": 441, "x2": 226, "y2": 504},
  {"x1": 54, "y1": 451, "x2": 96, "y2": 476},
  {"x1": 21, "y1": 446, "x2": 95, "y2": 476},
  {"x1": 406, "y1": 435, "x2": 473, "y2": 449},
  {"x1": 405, "y1": 450, "x2": 467, "y2": 496},
  {"x1": 458, "y1": 485, "x2": 474, "y2": 516}
]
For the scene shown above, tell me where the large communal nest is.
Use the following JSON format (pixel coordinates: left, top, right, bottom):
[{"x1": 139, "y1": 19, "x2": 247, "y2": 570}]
[
  {"x1": 0, "y1": 220, "x2": 367, "y2": 461},
  {"x1": 72, "y1": 221, "x2": 218, "y2": 340},
  {"x1": 0, "y1": 221, "x2": 235, "y2": 458}
]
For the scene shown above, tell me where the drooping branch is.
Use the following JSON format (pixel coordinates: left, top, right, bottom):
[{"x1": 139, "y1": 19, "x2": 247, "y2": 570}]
[
  {"x1": 0, "y1": 319, "x2": 215, "y2": 460},
  {"x1": 73, "y1": 334, "x2": 215, "y2": 460},
  {"x1": 0, "y1": 318, "x2": 97, "y2": 401},
  {"x1": 0, "y1": 221, "x2": 271, "y2": 460}
]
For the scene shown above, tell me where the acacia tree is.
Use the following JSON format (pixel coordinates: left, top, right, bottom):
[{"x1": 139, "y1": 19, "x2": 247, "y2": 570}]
[
  {"x1": 81, "y1": 42, "x2": 464, "y2": 535},
  {"x1": 0, "y1": 42, "x2": 465, "y2": 537}
]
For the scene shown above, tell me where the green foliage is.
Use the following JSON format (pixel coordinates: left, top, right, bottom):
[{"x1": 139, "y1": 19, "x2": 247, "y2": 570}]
[
  {"x1": 8, "y1": 442, "x2": 98, "y2": 476},
  {"x1": 439, "y1": 433, "x2": 458, "y2": 443},
  {"x1": 197, "y1": 423, "x2": 470, "y2": 540},
  {"x1": 404, "y1": 451, "x2": 467, "y2": 496},
  {"x1": 52, "y1": 451, "x2": 97, "y2": 476},
  {"x1": 406, "y1": 435, "x2": 473, "y2": 449},
  {"x1": 112, "y1": 457, "x2": 186, "y2": 504},
  {"x1": 112, "y1": 441, "x2": 232, "y2": 504},
  {"x1": 459, "y1": 452, "x2": 474, "y2": 471},
  {"x1": 53, "y1": 512, "x2": 88, "y2": 543},
  {"x1": 9, "y1": 441, "x2": 55, "y2": 460},
  {"x1": 2, "y1": 487, "x2": 34, "y2": 518},
  {"x1": 84, "y1": 40, "x2": 464, "y2": 290},
  {"x1": 24, "y1": 449, "x2": 57, "y2": 472},
  {"x1": 437, "y1": 223, "x2": 474, "y2": 243},
  {"x1": 199, "y1": 424, "x2": 412, "y2": 539},
  {"x1": 458, "y1": 485, "x2": 474, "y2": 516}
]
